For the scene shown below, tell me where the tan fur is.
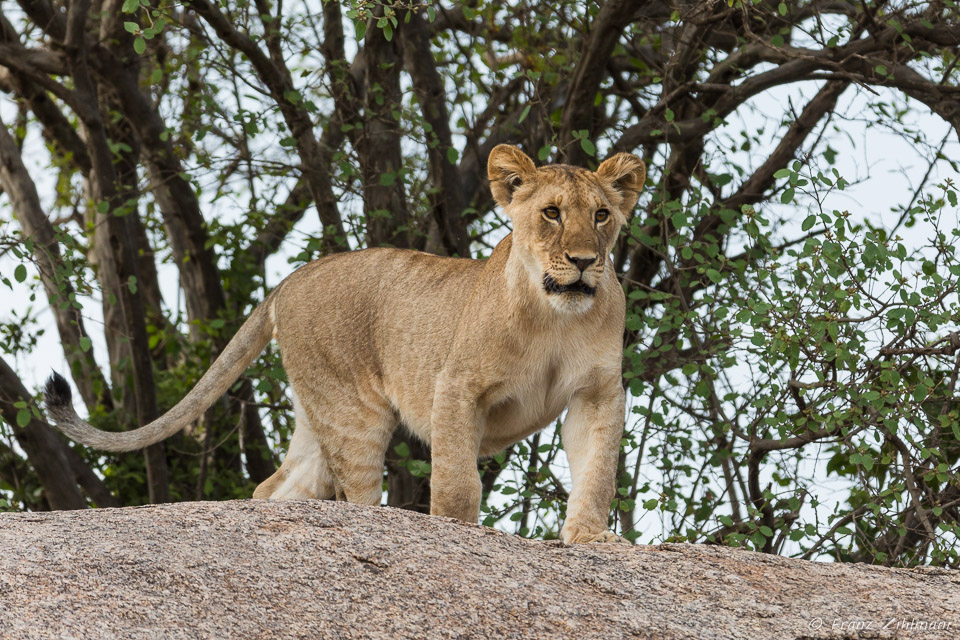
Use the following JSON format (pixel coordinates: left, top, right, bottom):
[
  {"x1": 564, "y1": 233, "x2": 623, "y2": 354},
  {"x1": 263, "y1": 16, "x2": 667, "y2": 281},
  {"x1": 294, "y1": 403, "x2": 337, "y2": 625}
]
[{"x1": 47, "y1": 146, "x2": 645, "y2": 544}]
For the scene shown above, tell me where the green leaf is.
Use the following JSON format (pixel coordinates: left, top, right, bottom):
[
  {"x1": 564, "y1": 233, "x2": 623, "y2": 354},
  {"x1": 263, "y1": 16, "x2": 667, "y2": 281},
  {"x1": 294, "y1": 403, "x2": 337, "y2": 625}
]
[
  {"x1": 875, "y1": 65, "x2": 888, "y2": 77},
  {"x1": 778, "y1": 3, "x2": 787, "y2": 15},
  {"x1": 580, "y1": 136, "x2": 596, "y2": 157},
  {"x1": 124, "y1": 21, "x2": 139, "y2": 33},
  {"x1": 780, "y1": 187, "x2": 795, "y2": 204},
  {"x1": 446, "y1": 146, "x2": 459, "y2": 166},
  {"x1": 407, "y1": 460, "x2": 431, "y2": 477},
  {"x1": 706, "y1": 268, "x2": 722, "y2": 283},
  {"x1": 922, "y1": 260, "x2": 936, "y2": 276},
  {"x1": 664, "y1": 108, "x2": 674, "y2": 122},
  {"x1": 773, "y1": 168, "x2": 792, "y2": 179},
  {"x1": 382, "y1": 23, "x2": 393, "y2": 41},
  {"x1": 770, "y1": 34, "x2": 784, "y2": 47},
  {"x1": 133, "y1": 37, "x2": 146, "y2": 54},
  {"x1": 801, "y1": 215, "x2": 816, "y2": 231},
  {"x1": 14, "y1": 264, "x2": 26, "y2": 283},
  {"x1": 122, "y1": 0, "x2": 140, "y2": 12},
  {"x1": 127, "y1": 275, "x2": 138, "y2": 294},
  {"x1": 79, "y1": 336, "x2": 92, "y2": 352},
  {"x1": 518, "y1": 104, "x2": 531, "y2": 124},
  {"x1": 17, "y1": 409, "x2": 31, "y2": 428}
]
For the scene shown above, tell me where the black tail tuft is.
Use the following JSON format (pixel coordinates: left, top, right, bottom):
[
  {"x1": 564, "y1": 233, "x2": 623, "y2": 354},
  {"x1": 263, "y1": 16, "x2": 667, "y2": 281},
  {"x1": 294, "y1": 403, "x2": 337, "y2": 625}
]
[{"x1": 44, "y1": 371, "x2": 73, "y2": 409}]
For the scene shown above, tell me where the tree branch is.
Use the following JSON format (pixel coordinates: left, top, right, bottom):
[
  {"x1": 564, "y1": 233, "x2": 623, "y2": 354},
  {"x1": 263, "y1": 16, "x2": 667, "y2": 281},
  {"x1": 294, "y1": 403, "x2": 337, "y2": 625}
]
[
  {"x1": 187, "y1": 0, "x2": 347, "y2": 254},
  {"x1": 559, "y1": 0, "x2": 646, "y2": 166},
  {"x1": 0, "y1": 355, "x2": 87, "y2": 510},
  {"x1": 0, "y1": 115, "x2": 112, "y2": 411},
  {"x1": 400, "y1": 9, "x2": 470, "y2": 256}
]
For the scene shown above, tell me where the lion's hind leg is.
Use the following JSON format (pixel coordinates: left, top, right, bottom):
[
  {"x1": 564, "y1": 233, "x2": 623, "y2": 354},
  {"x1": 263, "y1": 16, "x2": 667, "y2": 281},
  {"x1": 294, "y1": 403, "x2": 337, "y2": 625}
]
[
  {"x1": 253, "y1": 392, "x2": 336, "y2": 500},
  {"x1": 300, "y1": 388, "x2": 396, "y2": 508}
]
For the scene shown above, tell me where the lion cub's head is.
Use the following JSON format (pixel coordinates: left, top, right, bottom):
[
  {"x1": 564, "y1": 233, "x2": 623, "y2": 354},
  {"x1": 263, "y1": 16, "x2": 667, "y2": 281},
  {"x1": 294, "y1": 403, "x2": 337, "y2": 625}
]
[{"x1": 487, "y1": 145, "x2": 645, "y2": 314}]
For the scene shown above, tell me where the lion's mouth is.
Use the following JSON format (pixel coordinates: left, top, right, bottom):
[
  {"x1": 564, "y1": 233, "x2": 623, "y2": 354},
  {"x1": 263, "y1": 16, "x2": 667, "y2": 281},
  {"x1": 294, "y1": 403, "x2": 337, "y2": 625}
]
[{"x1": 543, "y1": 274, "x2": 596, "y2": 296}]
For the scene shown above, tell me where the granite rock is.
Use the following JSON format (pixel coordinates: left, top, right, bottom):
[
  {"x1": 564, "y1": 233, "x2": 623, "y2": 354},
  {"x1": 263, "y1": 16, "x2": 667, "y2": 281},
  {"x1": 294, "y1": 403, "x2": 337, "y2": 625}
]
[{"x1": 0, "y1": 500, "x2": 957, "y2": 639}]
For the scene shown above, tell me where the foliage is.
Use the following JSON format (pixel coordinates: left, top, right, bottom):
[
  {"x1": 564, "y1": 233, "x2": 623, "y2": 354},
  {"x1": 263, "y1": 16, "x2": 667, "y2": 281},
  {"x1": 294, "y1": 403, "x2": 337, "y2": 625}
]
[{"x1": 0, "y1": 0, "x2": 958, "y2": 566}]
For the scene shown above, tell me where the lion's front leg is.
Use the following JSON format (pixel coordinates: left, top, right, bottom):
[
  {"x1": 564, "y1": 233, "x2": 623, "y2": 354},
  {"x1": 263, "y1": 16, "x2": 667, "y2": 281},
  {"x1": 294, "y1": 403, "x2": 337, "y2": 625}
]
[
  {"x1": 560, "y1": 375, "x2": 627, "y2": 544},
  {"x1": 428, "y1": 375, "x2": 483, "y2": 522}
]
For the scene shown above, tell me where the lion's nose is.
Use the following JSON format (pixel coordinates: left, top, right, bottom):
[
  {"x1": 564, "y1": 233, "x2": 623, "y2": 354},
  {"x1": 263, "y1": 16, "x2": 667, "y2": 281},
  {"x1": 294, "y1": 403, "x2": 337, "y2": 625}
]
[{"x1": 565, "y1": 253, "x2": 597, "y2": 273}]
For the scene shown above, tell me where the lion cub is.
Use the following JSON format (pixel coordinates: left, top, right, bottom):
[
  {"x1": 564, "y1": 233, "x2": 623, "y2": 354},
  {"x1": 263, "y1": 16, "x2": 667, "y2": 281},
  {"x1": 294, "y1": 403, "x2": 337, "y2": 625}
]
[{"x1": 45, "y1": 145, "x2": 645, "y2": 544}]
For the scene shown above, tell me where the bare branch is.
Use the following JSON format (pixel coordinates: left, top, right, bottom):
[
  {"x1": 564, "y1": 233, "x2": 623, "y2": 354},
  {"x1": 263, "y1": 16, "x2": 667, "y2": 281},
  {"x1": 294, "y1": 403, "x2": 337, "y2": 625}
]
[
  {"x1": 187, "y1": 0, "x2": 347, "y2": 253},
  {"x1": 400, "y1": 9, "x2": 470, "y2": 256},
  {"x1": 559, "y1": 0, "x2": 648, "y2": 166}
]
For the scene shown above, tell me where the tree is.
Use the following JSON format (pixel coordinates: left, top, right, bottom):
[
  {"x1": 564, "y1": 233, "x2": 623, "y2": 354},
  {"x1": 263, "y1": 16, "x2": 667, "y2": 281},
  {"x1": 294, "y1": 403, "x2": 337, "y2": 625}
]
[{"x1": 0, "y1": 0, "x2": 958, "y2": 566}]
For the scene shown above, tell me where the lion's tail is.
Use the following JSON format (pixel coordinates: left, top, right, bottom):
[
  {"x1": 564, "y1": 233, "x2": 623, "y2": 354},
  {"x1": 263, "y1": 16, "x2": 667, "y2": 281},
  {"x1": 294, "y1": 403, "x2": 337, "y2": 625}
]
[{"x1": 44, "y1": 294, "x2": 277, "y2": 452}]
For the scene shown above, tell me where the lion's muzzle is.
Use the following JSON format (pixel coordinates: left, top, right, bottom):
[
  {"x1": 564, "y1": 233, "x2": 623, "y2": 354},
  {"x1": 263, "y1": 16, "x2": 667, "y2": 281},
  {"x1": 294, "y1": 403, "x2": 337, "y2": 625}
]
[{"x1": 543, "y1": 273, "x2": 597, "y2": 296}]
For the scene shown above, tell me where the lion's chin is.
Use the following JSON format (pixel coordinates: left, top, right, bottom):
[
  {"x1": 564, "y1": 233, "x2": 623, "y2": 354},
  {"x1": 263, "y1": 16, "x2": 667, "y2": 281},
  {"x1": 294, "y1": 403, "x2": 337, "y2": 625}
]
[
  {"x1": 545, "y1": 292, "x2": 596, "y2": 314},
  {"x1": 541, "y1": 274, "x2": 597, "y2": 314}
]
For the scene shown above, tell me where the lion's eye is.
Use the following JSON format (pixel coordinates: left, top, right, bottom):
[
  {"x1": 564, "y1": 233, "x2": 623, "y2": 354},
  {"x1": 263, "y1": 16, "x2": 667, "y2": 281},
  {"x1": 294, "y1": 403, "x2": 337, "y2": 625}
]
[
  {"x1": 595, "y1": 209, "x2": 610, "y2": 223},
  {"x1": 542, "y1": 207, "x2": 561, "y2": 221}
]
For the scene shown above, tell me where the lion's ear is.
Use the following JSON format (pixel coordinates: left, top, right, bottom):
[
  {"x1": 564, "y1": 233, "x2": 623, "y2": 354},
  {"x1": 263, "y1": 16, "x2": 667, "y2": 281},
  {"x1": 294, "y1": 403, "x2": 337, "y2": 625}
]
[
  {"x1": 596, "y1": 153, "x2": 646, "y2": 219},
  {"x1": 487, "y1": 144, "x2": 537, "y2": 208}
]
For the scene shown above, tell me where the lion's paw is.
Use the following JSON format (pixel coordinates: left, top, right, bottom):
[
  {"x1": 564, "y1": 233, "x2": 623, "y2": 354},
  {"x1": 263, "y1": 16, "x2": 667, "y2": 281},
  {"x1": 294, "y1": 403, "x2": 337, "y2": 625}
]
[
  {"x1": 561, "y1": 524, "x2": 629, "y2": 545},
  {"x1": 592, "y1": 530, "x2": 629, "y2": 544}
]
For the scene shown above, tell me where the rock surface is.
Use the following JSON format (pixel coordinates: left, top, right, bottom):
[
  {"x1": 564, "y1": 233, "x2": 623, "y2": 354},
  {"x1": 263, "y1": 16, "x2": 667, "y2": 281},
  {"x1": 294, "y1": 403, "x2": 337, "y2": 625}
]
[{"x1": 0, "y1": 500, "x2": 957, "y2": 639}]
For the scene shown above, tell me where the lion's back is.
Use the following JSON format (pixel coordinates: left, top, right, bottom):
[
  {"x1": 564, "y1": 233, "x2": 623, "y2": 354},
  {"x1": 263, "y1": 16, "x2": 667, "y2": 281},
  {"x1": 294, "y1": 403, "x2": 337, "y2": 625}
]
[{"x1": 272, "y1": 248, "x2": 485, "y2": 422}]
